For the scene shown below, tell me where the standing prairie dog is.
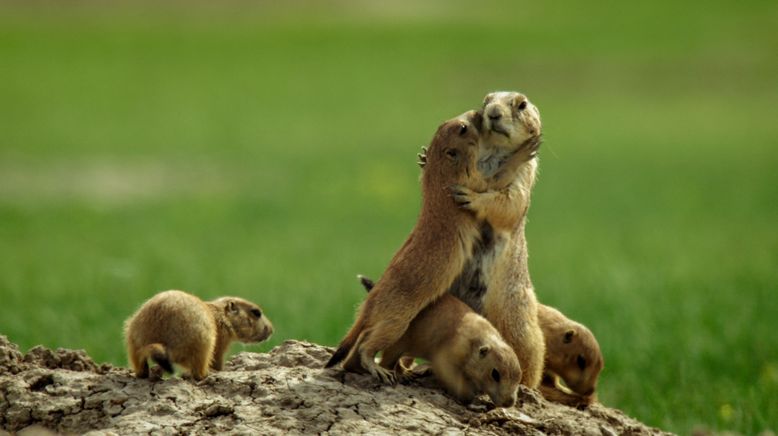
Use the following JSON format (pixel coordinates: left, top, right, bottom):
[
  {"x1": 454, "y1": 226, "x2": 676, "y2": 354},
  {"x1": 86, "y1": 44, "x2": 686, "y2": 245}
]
[
  {"x1": 357, "y1": 276, "x2": 521, "y2": 407},
  {"x1": 124, "y1": 290, "x2": 273, "y2": 380},
  {"x1": 326, "y1": 112, "x2": 527, "y2": 384},
  {"x1": 538, "y1": 304, "x2": 604, "y2": 406},
  {"x1": 428, "y1": 91, "x2": 546, "y2": 389}
]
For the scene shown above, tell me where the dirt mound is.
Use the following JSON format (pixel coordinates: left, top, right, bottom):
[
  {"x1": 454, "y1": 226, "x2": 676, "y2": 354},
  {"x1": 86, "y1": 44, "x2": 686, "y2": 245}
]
[{"x1": 0, "y1": 335, "x2": 669, "y2": 435}]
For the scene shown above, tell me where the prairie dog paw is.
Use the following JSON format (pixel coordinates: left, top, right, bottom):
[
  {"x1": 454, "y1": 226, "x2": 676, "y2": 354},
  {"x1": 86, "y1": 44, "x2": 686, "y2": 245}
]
[
  {"x1": 451, "y1": 185, "x2": 477, "y2": 209},
  {"x1": 417, "y1": 146, "x2": 428, "y2": 168},
  {"x1": 371, "y1": 365, "x2": 398, "y2": 385},
  {"x1": 517, "y1": 135, "x2": 542, "y2": 160}
]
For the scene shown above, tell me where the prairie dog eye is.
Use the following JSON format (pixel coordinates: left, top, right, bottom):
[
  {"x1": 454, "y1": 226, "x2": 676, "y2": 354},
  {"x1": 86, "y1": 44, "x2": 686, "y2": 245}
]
[
  {"x1": 458, "y1": 123, "x2": 468, "y2": 136},
  {"x1": 445, "y1": 149, "x2": 459, "y2": 159},
  {"x1": 517, "y1": 100, "x2": 527, "y2": 110},
  {"x1": 250, "y1": 308, "x2": 262, "y2": 318},
  {"x1": 491, "y1": 369, "x2": 501, "y2": 383}
]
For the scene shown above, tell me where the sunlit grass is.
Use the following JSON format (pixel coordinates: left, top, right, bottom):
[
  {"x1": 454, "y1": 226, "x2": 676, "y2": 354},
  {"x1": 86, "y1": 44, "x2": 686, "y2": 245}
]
[{"x1": 1, "y1": 2, "x2": 776, "y2": 433}]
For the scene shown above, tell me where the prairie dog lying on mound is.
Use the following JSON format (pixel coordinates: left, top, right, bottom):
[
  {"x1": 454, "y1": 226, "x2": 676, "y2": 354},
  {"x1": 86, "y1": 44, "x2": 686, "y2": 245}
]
[
  {"x1": 538, "y1": 304, "x2": 604, "y2": 406},
  {"x1": 124, "y1": 290, "x2": 273, "y2": 380},
  {"x1": 358, "y1": 276, "x2": 521, "y2": 407}
]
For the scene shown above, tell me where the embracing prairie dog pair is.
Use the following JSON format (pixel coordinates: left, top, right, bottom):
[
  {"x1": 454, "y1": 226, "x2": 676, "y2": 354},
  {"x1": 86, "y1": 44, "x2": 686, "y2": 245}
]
[
  {"x1": 414, "y1": 92, "x2": 604, "y2": 404},
  {"x1": 124, "y1": 290, "x2": 273, "y2": 380},
  {"x1": 325, "y1": 108, "x2": 537, "y2": 391},
  {"x1": 326, "y1": 92, "x2": 542, "y2": 405}
]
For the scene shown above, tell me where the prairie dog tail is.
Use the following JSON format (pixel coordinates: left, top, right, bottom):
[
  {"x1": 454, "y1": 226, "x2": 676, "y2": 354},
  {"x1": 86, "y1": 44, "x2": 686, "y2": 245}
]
[
  {"x1": 139, "y1": 343, "x2": 174, "y2": 374},
  {"x1": 326, "y1": 313, "x2": 367, "y2": 368}
]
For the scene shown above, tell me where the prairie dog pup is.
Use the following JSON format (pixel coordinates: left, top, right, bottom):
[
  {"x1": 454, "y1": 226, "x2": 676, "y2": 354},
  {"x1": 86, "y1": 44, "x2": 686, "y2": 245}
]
[
  {"x1": 383, "y1": 294, "x2": 521, "y2": 407},
  {"x1": 538, "y1": 304, "x2": 603, "y2": 404},
  {"x1": 358, "y1": 276, "x2": 521, "y2": 407},
  {"x1": 326, "y1": 113, "x2": 495, "y2": 384},
  {"x1": 124, "y1": 290, "x2": 273, "y2": 380}
]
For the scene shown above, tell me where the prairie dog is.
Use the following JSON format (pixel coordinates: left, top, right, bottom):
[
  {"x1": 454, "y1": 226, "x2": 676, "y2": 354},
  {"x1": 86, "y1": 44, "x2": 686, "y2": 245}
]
[
  {"x1": 447, "y1": 91, "x2": 546, "y2": 389},
  {"x1": 325, "y1": 112, "x2": 525, "y2": 384},
  {"x1": 384, "y1": 294, "x2": 521, "y2": 407},
  {"x1": 124, "y1": 290, "x2": 273, "y2": 380},
  {"x1": 538, "y1": 304, "x2": 603, "y2": 405},
  {"x1": 358, "y1": 276, "x2": 521, "y2": 407}
]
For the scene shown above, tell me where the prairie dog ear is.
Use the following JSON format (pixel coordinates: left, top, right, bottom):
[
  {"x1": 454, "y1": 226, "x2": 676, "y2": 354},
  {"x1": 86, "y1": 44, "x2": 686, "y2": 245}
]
[
  {"x1": 472, "y1": 109, "x2": 484, "y2": 131},
  {"x1": 225, "y1": 300, "x2": 239, "y2": 314},
  {"x1": 479, "y1": 345, "x2": 491, "y2": 358},
  {"x1": 563, "y1": 329, "x2": 576, "y2": 344}
]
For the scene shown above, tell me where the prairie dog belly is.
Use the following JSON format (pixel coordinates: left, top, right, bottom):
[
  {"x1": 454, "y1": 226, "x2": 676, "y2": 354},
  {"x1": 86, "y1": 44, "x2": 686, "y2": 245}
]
[{"x1": 448, "y1": 223, "x2": 510, "y2": 312}]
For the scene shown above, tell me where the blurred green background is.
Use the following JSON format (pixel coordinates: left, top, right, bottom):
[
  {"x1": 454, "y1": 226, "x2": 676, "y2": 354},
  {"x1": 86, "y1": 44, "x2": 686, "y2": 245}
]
[{"x1": 1, "y1": 1, "x2": 776, "y2": 433}]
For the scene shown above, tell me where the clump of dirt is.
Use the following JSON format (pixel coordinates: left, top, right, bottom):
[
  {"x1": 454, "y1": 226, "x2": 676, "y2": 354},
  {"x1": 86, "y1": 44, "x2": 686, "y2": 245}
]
[
  {"x1": 0, "y1": 336, "x2": 24, "y2": 375},
  {"x1": 0, "y1": 335, "x2": 669, "y2": 435}
]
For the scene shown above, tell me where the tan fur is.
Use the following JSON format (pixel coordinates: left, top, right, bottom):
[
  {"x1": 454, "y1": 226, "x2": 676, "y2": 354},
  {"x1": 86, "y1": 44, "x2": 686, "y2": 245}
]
[
  {"x1": 454, "y1": 91, "x2": 542, "y2": 232},
  {"x1": 538, "y1": 304, "x2": 603, "y2": 405},
  {"x1": 448, "y1": 91, "x2": 546, "y2": 389},
  {"x1": 124, "y1": 290, "x2": 273, "y2": 380},
  {"x1": 380, "y1": 294, "x2": 521, "y2": 407},
  {"x1": 327, "y1": 111, "x2": 528, "y2": 384}
]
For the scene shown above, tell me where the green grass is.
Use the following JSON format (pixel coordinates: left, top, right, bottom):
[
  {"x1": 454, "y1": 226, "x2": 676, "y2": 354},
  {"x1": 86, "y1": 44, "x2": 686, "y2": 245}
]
[{"x1": 1, "y1": 1, "x2": 777, "y2": 433}]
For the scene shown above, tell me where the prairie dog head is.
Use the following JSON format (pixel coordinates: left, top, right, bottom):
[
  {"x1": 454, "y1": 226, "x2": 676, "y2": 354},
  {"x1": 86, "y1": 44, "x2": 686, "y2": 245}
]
[
  {"x1": 546, "y1": 322, "x2": 603, "y2": 397},
  {"x1": 213, "y1": 297, "x2": 274, "y2": 343},
  {"x1": 464, "y1": 319, "x2": 522, "y2": 407},
  {"x1": 421, "y1": 112, "x2": 481, "y2": 185},
  {"x1": 481, "y1": 91, "x2": 541, "y2": 151}
]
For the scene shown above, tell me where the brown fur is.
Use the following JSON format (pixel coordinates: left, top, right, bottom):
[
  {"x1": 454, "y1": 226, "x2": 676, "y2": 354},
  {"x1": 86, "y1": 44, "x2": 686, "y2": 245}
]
[
  {"x1": 326, "y1": 111, "x2": 528, "y2": 384},
  {"x1": 537, "y1": 304, "x2": 604, "y2": 406},
  {"x1": 124, "y1": 290, "x2": 273, "y2": 380},
  {"x1": 358, "y1": 276, "x2": 521, "y2": 407},
  {"x1": 447, "y1": 91, "x2": 546, "y2": 389}
]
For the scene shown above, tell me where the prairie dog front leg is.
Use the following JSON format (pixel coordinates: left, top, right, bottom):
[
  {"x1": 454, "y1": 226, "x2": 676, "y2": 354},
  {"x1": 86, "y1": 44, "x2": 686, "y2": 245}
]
[
  {"x1": 490, "y1": 135, "x2": 541, "y2": 189},
  {"x1": 452, "y1": 185, "x2": 527, "y2": 232},
  {"x1": 452, "y1": 136, "x2": 541, "y2": 231}
]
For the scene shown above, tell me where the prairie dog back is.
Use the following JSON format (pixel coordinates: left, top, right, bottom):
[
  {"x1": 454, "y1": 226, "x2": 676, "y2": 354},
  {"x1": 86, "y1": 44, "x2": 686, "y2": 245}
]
[{"x1": 124, "y1": 290, "x2": 273, "y2": 380}]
